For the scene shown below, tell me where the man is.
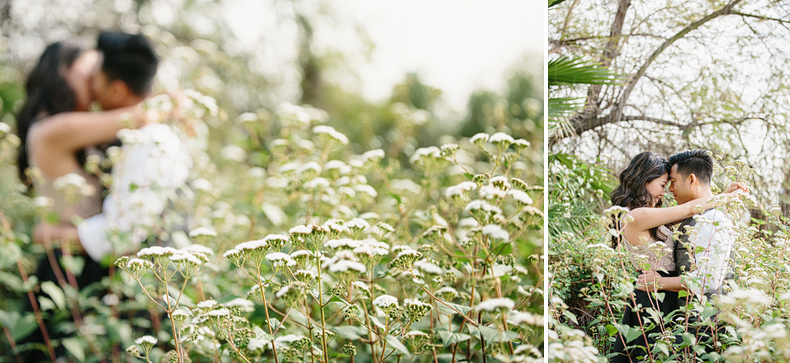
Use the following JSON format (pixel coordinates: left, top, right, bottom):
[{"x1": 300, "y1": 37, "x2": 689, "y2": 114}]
[
  {"x1": 76, "y1": 32, "x2": 191, "y2": 261},
  {"x1": 636, "y1": 149, "x2": 739, "y2": 354}
]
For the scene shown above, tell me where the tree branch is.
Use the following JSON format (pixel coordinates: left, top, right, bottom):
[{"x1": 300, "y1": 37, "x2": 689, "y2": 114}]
[{"x1": 551, "y1": 0, "x2": 749, "y2": 147}]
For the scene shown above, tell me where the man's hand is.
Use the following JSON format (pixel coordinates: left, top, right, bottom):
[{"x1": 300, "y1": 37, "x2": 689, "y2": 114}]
[{"x1": 636, "y1": 270, "x2": 662, "y2": 292}]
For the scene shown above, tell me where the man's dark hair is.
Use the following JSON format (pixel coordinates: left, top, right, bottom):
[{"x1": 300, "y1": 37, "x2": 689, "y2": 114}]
[
  {"x1": 669, "y1": 149, "x2": 714, "y2": 185},
  {"x1": 97, "y1": 32, "x2": 158, "y2": 96}
]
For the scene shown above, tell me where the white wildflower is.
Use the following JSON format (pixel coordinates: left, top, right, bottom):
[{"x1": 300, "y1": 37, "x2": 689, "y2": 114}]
[
  {"x1": 189, "y1": 227, "x2": 217, "y2": 238},
  {"x1": 479, "y1": 185, "x2": 507, "y2": 200},
  {"x1": 362, "y1": 149, "x2": 385, "y2": 163},
  {"x1": 298, "y1": 161, "x2": 322, "y2": 175},
  {"x1": 354, "y1": 184, "x2": 378, "y2": 198},
  {"x1": 220, "y1": 145, "x2": 247, "y2": 162},
  {"x1": 482, "y1": 224, "x2": 509, "y2": 241},
  {"x1": 446, "y1": 181, "x2": 477, "y2": 197},
  {"x1": 135, "y1": 335, "x2": 157, "y2": 345},
  {"x1": 313, "y1": 125, "x2": 349, "y2": 145},
  {"x1": 373, "y1": 295, "x2": 398, "y2": 308},
  {"x1": 508, "y1": 189, "x2": 533, "y2": 205},
  {"x1": 508, "y1": 311, "x2": 543, "y2": 326},
  {"x1": 208, "y1": 308, "x2": 230, "y2": 317},
  {"x1": 276, "y1": 102, "x2": 311, "y2": 126},
  {"x1": 470, "y1": 133, "x2": 489, "y2": 145},
  {"x1": 347, "y1": 218, "x2": 371, "y2": 230},
  {"x1": 197, "y1": 300, "x2": 217, "y2": 309},
  {"x1": 488, "y1": 132, "x2": 514, "y2": 145},
  {"x1": 225, "y1": 298, "x2": 255, "y2": 312},
  {"x1": 410, "y1": 146, "x2": 441, "y2": 165},
  {"x1": 137, "y1": 246, "x2": 178, "y2": 257},
  {"x1": 475, "y1": 298, "x2": 515, "y2": 312},
  {"x1": 414, "y1": 259, "x2": 443, "y2": 274}
]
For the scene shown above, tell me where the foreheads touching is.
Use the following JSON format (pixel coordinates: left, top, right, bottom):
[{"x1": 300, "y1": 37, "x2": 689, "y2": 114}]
[
  {"x1": 610, "y1": 151, "x2": 670, "y2": 209},
  {"x1": 668, "y1": 149, "x2": 713, "y2": 202},
  {"x1": 92, "y1": 32, "x2": 159, "y2": 109}
]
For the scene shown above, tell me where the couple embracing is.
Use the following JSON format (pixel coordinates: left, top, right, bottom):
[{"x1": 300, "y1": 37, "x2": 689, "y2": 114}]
[
  {"x1": 17, "y1": 32, "x2": 190, "y2": 361},
  {"x1": 608, "y1": 150, "x2": 747, "y2": 362}
]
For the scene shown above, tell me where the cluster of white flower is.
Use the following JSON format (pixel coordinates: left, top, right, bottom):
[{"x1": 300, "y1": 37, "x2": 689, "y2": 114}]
[
  {"x1": 276, "y1": 102, "x2": 312, "y2": 126},
  {"x1": 266, "y1": 252, "x2": 297, "y2": 268},
  {"x1": 321, "y1": 250, "x2": 366, "y2": 273},
  {"x1": 446, "y1": 181, "x2": 478, "y2": 198},
  {"x1": 188, "y1": 227, "x2": 217, "y2": 238},
  {"x1": 482, "y1": 224, "x2": 509, "y2": 241},
  {"x1": 410, "y1": 146, "x2": 442, "y2": 166},
  {"x1": 466, "y1": 200, "x2": 503, "y2": 214},
  {"x1": 475, "y1": 298, "x2": 515, "y2": 312},
  {"x1": 508, "y1": 311, "x2": 543, "y2": 326},
  {"x1": 52, "y1": 172, "x2": 95, "y2": 198},
  {"x1": 313, "y1": 125, "x2": 349, "y2": 145},
  {"x1": 414, "y1": 259, "x2": 443, "y2": 275},
  {"x1": 373, "y1": 294, "x2": 399, "y2": 309},
  {"x1": 508, "y1": 189, "x2": 533, "y2": 205}
]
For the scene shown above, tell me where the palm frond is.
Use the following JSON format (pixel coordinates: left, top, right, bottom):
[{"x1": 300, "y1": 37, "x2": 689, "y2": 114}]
[{"x1": 548, "y1": 56, "x2": 622, "y2": 87}]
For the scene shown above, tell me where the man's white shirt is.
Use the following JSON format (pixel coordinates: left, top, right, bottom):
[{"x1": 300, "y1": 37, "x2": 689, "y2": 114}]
[
  {"x1": 78, "y1": 123, "x2": 191, "y2": 262},
  {"x1": 686, "y1": 208, "x2": 735, "y2": 297}
]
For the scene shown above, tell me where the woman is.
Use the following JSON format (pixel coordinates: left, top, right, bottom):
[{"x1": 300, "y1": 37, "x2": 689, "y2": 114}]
[
  {"x1": 608, "y1": 151, "x2": 744, "y2": 362},
  {"x1": 16, "y1": 40, "x2": 149, "y2": 362}
]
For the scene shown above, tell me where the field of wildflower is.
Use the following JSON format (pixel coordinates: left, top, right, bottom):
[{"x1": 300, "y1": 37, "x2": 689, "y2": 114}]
[
  {"x1": 548, "y1": 154, "x2": 790, "y2": 362},
  {"x1": 0, "y1": 94, "x2": 544, "y2": 362}
]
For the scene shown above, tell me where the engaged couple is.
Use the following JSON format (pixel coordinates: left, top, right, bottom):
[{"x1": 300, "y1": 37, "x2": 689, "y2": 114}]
[
  {"x1": 17, "y1": 32, "x2": 190, "y2": 361},
  {"x1": 607, "y1": 150, "x2": 746, "y2": 362}
]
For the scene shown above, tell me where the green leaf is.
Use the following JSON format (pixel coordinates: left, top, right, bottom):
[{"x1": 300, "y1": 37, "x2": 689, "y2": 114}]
[
  {"x1": 332, "y1": 325, "x2": 367, "y2": 340},
  {"x1": 40, "y1": 281, "x2": 66, "y2": 310},
  {"x1": 437, "y1": 330, "x2": 472, "y2": 347},
  {"x1": 385, "y1": 335, "x2": 410, "y2": 356},
  {"x1": 62, "y1": 337, "x2": 85, "y2": 361},
  {"x1": 478, "y1": 326, "x2": 518, "y2": 343},
  {"x1": 0, "y1": 310, "x2": 37, "y2": 341},
  {"x1": 60, "y1": 255, "x2": 85, "y2": 275},
  {"x1": 369, "y1": 316, "x2": 385, "y2": 330},
  {"x1": 267, "y1": 318, "x2": 281, "y2": 331},
  {"x1": 435, "y1": 302, "x2": 473, "y2": 316},
  {"x1": 615, "y1": 323, "x2": 642, "y2": 343}
]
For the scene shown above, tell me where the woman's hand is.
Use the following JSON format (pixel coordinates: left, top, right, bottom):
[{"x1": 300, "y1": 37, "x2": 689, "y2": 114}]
[
  {"x1": 723, "y1": 182, "x2": 749, "y2": 194},
  {"x1": 636, "y1": 270, "x2": 662, "y2": 292}
]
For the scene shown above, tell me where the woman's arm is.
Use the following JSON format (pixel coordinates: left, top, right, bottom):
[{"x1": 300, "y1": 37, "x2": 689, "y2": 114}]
[
  {"x1": 35, "y1": 104, "x2": 147, "y2": 153},
  {"x1": 625, "y1": 183, "x2": 747, "y2": 234},
  {"x1": 28, "y1": 104, "x2": 148, "y2": 178}
]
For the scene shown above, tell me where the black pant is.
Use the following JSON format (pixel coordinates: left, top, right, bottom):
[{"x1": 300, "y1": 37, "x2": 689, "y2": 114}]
[
  {"x1": 610, "y1": 271, "x2": 681, "y2": 363},
  {"x1": 18, "y1": 250, "x2": 108, "y2": 362}
]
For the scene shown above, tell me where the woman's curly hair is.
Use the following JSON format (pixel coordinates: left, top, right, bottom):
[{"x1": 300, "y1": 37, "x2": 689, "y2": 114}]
[{"x1": 609, "y1": 151, "x2": 670, "y2": 247}]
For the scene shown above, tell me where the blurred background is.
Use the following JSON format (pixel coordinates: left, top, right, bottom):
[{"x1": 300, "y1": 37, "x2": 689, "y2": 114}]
[{"x1": 0, "y1": 0, "x2": 544, "y2": 155}]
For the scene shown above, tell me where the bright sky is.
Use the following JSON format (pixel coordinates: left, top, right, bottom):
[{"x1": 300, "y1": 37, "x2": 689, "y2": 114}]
[{"x1": 225, "y1": 0, "x2": 544, "y2": 111}]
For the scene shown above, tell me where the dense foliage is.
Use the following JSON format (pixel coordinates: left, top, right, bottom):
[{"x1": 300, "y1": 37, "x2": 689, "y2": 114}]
[{"x1": 547, "y1": 152, "x2": 790, "y2": 362}]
